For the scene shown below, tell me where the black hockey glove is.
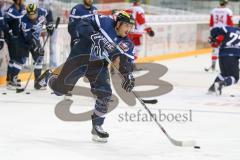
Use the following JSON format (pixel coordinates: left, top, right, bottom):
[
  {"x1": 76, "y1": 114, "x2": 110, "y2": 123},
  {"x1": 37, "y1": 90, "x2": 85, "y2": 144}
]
[
  {"x1": 7, "y1": 29, "x2": 14, "y2": 40},
  {"x1": 46, "y1": 23, "x2": 55, "y2": 36},
  {"x1": 145, "y1": 27, "x2": 155, "y2": 37},
  {"x1": 38, "y1": 47, "x2": 45, "y2": 55},
  {"x1": 208, "y1": 36, "x2": 217, "y2": 43},
  {"x1": 122, "y1": 73, "x2": 135, "y2": 92},
  {"x1": 208, "y1": 35, "x2": 224, "y2": 48},
  {"x1": 32, "y1": 39, "x2": 44, "y2": 55}
]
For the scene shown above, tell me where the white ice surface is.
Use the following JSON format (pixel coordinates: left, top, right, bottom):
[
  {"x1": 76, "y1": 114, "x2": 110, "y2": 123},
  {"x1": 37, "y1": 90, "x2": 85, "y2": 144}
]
[{"x1": 0, "y1": 54, "x2": 240, "y2": 160}]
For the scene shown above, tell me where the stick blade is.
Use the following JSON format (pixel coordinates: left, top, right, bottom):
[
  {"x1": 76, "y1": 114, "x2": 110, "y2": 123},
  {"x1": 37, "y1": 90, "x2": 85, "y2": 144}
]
[
  {"x1": 16, "y1": 88, "x2": 25, "y2": 93},
  {"x1": 204, "y1": 68, "x2": 209, "y2": 72},
  {"x1": 142, "y1": 99, "x2": 158, "y2": 104},
  {"x1": 170, "y1": 138, "x2": 196, "y2": 147}
]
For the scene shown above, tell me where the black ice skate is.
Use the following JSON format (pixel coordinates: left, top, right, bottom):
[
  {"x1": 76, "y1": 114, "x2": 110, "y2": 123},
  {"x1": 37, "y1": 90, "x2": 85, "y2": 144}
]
[
  {"x1": 207, "y1": 84, "x2": 216, "y2": 94},
  {"x1": 7, "y1": 76, "x2": 21, "y2": 90},
  {"x1": 208, "y1": 81, "x2": 224, "y2": 95},
  {"x1": 91, "y1": 115, "x2": 109, "y2": 143},
  {"x1": 34, "y1": 69, "x2": 53, "y2": 90}
]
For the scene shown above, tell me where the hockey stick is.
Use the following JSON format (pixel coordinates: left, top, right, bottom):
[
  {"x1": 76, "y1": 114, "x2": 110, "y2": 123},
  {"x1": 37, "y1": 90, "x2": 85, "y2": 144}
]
[
  {"x1": 204, "y1": 66, "x2": 212, "y2": 72},
  {"x1": 104, "y1": 54, "x2": 197, "y2": 147},
  {"x1": 16, "y1": 17, "x2": 61, "y2": 93},
  {"x1": 16, "y1": 48, "x2": 48, "y2": 93},
  {"x1": 16, "y1": 62, "x2": 35, "y2": 93},
  {"x1": 142, "y1": 99, "x2": 158, "y2": 104},
  {"x1": 43, "y1": 17, "x2": 60, "y2": 48}
]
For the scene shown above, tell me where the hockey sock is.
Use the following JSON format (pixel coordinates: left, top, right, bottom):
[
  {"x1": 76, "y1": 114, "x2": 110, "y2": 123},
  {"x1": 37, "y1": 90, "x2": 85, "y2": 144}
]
[
  {"x1": 34, "y1": 68, "x2": 42, "y2": 80},
  {"x1": 10, "y1": 63, "x2": 22, "y2": 81}
]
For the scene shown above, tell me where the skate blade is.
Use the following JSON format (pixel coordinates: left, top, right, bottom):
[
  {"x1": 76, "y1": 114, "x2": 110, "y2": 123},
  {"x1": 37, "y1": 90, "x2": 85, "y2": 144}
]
[
  {"x1": 207, "y1": 91, "x2": 215, "y2": 95},
  {"x1": 35, "y1": 87, "x2": 47, "y2": 90},
  {"x1": 92, "y1": 135, "x2": 108, "y2": 143},
  {"x1": 7, "y1": 85, "x2": 20, "y2": 90}
]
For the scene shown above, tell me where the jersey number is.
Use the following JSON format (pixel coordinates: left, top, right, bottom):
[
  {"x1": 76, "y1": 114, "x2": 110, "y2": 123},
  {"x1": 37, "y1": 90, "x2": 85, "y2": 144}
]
[
  {"x1": 226, "y1": 32, "x2": 240, "y2": 46},
  {"x1": 215, "y1": 15, "x2": 224, "y2": 23},
  {"x1": 72, "y1": 9, "x2": 76, "y2": 15},
  {"x1": 215, "y1": 15, "x2": 224, "y2": 24}
]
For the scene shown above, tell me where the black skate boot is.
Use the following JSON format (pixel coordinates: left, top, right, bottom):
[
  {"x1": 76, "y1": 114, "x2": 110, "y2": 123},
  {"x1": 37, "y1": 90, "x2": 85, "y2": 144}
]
[
  {"x1": 34, "y1": 69, "x2": 53, "y2": 90},
  {"x1": 208, "y1": 81, "x2": 225, "y2": 95},
  {"x1": 207, "y1": 84, "x2": 216, "y2": 94},
  {"x1": 7, "y1": 76, "x2": 21, "y2": 90},
  {"x1": 91, "y1": 114, "x2": 109, "y2": 143}
]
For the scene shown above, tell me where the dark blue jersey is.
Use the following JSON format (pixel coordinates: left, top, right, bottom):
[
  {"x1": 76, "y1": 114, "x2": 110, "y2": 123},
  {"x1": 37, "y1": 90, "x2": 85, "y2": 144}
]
[
  {"x1": 4, "y1": 4, "x2": 26, "y2": 36},
  {"x1": 68, "y1": 4, "x2": 97, "y2": 39},
  {"x1": 0, "y1": 11, "x2": 4, "y2": 40},
  {"x1": 0, "y1": 11, "x2": 4, "y2": 30},
  {"x1": 76, "y1": 15, "x2": 134, "y2": 63},
  {"x1": 211, "y1": 26, "x2": 240, "y2": 56},
  {"x1": 20, "y1": 8, "x2": 50, "y2": 45}
]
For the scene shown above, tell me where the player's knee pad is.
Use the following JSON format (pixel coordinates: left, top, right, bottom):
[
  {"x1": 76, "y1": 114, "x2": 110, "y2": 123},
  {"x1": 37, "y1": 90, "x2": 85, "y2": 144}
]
[{"x1": 48, "y1": 75, "x2": 65, "y2": 96}]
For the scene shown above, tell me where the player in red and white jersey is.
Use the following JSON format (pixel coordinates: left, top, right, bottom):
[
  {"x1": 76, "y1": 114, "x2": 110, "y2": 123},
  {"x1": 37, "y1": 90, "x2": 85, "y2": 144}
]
[
  {"x1": 207, "y1": 0, "x2": 233, "y2": 72},
  {"x1": 127, "y1": 0, "x2": 154, "y2": 70}
]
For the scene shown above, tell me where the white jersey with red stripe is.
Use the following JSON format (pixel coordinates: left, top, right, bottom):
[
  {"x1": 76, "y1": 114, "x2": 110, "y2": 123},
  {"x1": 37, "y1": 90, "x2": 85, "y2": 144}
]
[
  {"x1": 131, "y1": 5, "x2": 146, "y2": 34},
  {"x1": 210, "y1": 7, "x2": 233, "y2": 28}
]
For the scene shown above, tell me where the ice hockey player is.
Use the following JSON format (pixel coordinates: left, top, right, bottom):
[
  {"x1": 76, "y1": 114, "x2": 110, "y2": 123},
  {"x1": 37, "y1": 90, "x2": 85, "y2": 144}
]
[
  {"x1": 0, "y1": 10, "x2": 4, "y2": 51},
  {"x1": 68, "y1": 0, "x2": 97, "y2": 48},
  {"x1": 11, "y1": 3, "x2": 54, "y2": 90},
  {"x1": 208, "y1": 25, "x2": 240, "y2": 95},
  {"x1": 208, "y1": 0, "x2": 233, "y2": 71},
  {"x1": 128, "y1": 0, "x2": 154, "y2": 71},
  {"x1": 4, "y1": 0, "x2": 26, "y2": 89},
  {"x1": 36, "y1": 11, "x2": 136, "y2": 143}
]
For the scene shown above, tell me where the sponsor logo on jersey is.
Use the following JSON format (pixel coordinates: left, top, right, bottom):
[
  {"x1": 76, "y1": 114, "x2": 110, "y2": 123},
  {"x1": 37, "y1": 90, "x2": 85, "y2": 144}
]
[{"x1": 119, "y1": 41, "x2": 130, "y2": 52}]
